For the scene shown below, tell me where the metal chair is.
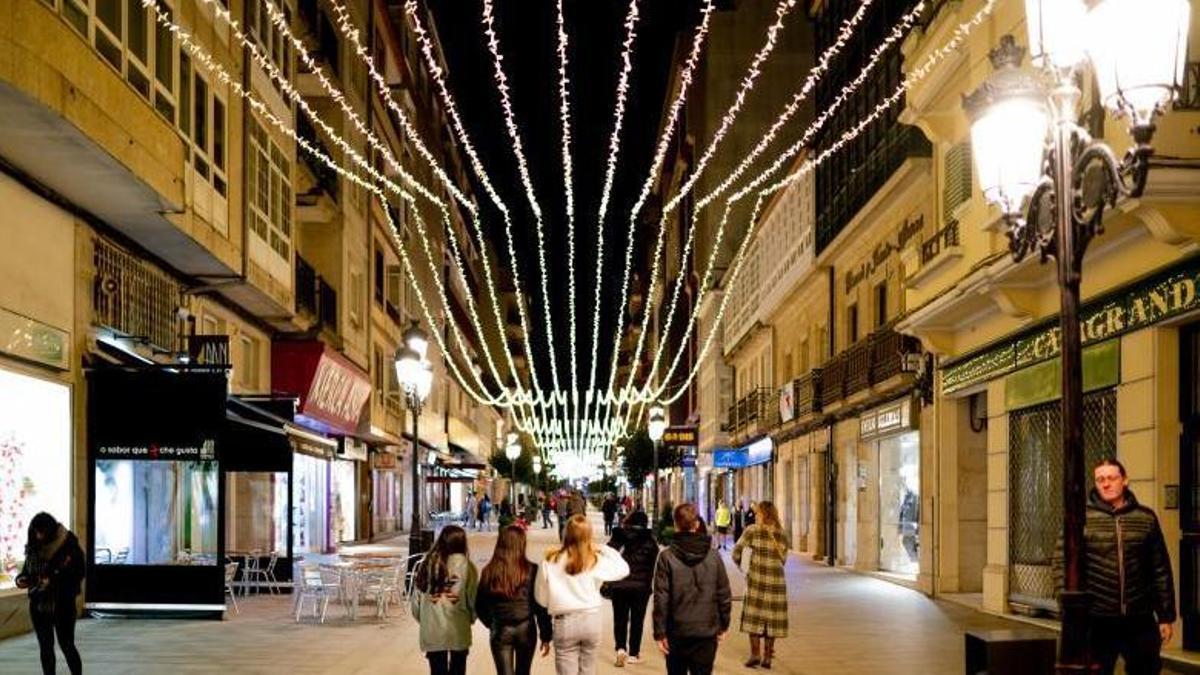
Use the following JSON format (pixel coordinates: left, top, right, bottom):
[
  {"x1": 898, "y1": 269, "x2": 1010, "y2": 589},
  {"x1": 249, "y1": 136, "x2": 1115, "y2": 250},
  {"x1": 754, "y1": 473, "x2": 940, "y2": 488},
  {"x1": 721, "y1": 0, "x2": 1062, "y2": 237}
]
[
  {"x1": 245, "y1": 550, "x2": 279, "y2": 595},
  {"x1": 223, "y1": 562, "x2": 240, "y2": 615},
  {"x1": 242, "y1": 550, "x2": 264, "y2": 596}
]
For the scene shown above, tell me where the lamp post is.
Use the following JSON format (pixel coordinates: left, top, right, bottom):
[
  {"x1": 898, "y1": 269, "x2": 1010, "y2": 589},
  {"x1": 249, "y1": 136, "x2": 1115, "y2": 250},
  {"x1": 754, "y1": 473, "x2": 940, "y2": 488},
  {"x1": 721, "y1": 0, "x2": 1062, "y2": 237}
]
[
  {"x1": 396, "y1": 321, "x2": 433, "y2": 554},
  {"x1": 648, "y1": 405, "x2": 667, "y2": 521},
  {"x1": 963, "y1": 2, "x2": 1189, "y2": 669},
  {"x1": 506, "y1": 432, "x2": 521, "y2": 512}
]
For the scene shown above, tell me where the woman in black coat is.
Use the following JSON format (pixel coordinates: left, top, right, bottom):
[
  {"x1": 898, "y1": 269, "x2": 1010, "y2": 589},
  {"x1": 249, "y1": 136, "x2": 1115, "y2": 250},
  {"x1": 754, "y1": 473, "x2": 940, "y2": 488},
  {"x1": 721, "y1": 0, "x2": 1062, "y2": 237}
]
[
  {"x1": 476, "y1": 525, "x2": 552, "y2": 675},
  {"x1": 606, "y1": 510, "x2": 659, "y2": 666},
  {"x1": 15, "y1": 512, "x2": 84, "y2": 675}
]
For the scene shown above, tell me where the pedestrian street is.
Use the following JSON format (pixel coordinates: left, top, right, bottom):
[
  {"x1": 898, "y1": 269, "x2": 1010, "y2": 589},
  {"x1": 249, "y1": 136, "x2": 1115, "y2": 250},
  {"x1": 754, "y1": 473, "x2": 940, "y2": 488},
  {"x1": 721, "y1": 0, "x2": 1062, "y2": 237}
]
[{"x1": 0, "y1": 513, "x2": 1056, "y2": 674}]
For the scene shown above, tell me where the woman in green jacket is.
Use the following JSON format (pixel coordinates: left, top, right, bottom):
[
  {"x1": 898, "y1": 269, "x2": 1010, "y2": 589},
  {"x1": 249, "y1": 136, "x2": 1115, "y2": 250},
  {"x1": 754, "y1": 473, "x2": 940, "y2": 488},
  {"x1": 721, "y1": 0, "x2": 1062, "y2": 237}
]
[{"x1": 411, "y1": 526, "x2": 478, "y2": 675}]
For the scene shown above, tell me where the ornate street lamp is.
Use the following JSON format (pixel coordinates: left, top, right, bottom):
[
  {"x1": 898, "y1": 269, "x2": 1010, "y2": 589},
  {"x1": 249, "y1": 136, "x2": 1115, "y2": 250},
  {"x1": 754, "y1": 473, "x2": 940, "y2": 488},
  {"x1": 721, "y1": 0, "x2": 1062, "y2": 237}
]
[
  {"x1": 964, "y1": 2, "x2": 1189, "y2": 669},
  {"x1": 395, "y1": 321, "x2": 433, "y2": 553},
  {"x1": 648, "y1": 405, "x2": 667, "y2": 520},
  {"x1": 506, "y1": 432, "x2": 521, "y2": 509}
]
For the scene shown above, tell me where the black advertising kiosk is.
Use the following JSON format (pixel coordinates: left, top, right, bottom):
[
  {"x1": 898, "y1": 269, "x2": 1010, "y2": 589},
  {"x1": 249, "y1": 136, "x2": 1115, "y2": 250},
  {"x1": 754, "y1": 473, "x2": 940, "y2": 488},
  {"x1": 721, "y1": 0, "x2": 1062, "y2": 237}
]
[{"x1": 86, "y1": 367, "x2": 227, "y2": 616}]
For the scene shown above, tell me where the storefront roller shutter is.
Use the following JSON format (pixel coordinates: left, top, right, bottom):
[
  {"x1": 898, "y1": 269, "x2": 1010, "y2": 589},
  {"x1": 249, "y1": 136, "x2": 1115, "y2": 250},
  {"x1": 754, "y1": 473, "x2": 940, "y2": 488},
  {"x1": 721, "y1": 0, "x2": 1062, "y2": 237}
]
[{"x1": 1008, "y1": 388, "x2": 1117, "y2": 613}]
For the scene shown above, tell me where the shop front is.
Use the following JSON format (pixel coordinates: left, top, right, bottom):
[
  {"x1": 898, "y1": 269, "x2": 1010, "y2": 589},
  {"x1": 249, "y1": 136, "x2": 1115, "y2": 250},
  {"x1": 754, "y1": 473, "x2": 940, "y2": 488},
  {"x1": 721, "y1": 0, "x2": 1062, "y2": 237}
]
[
  {"x1": 271, "y1": 341, "x2": 372, "y2": 552},
  {"x1": 370, "y1": 446, "x2": 404, "y2": 538},
  {"x1": 86, "y1": 368, "x2": 227, "y2": 615},
  {"x1": 0, "y1": 326, "x2": 73, "y2": 594},
  {"x1": 857, "y1": 397, "x2": 921, "y2": 577},
  {"x1": 713, "y1": 437, "x2": 774, "y2": 510}
]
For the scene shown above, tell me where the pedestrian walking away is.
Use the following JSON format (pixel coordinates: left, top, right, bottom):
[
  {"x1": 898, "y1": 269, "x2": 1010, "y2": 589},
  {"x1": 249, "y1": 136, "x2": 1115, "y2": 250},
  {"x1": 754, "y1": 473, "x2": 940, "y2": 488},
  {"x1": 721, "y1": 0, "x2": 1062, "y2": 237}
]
[
  {"x1": 410, "y1": 526, "x2": 478, "y2": 675},
  {"x1": 605, "y1": 510, "x2": 659, "y2": 667},
  {"x1": 732, "y1": 501, "x2": 790, "y2": 669},
  {"x1": 602, "y1": 495, "x2": 618, "y2": 537},
  {"x1": 465, "y1": 492, "x2": 478, "y2": 530},
  {"x1": 732, "y1": 502, "x2": 745, "y2": 545},
  {"x1": 16, "y1": 512, "x2": 84, "y2": 675},
  {"x1": 1054, "y1": 458, "x2": 1176, "y2": 675},
  {"x1": 542, "y1": 494, "x2": 555, "y2": 530},
  {"x1": 480, "y1": 495, "x2": 493, "y2": 533},
  {"x1": 535, "y1": 514, "x2": 630, "y2": 675},
  {"x1": 715, "y1": 501, "x2": 732, "y2": 550},
  {"x1": 653, "y1": 503, "x2": 732, "y2": 675},
  {"x1": 476, "y1": 526, "x2": 553, "y2": 675},
  {"x1": 556, "y1": 491, "x2": 570, "y2": 541}
]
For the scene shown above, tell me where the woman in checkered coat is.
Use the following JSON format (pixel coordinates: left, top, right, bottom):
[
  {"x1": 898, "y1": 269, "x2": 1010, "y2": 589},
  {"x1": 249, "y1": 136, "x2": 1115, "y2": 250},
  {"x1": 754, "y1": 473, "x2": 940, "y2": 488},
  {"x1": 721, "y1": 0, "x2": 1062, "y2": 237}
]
[{"x1": 732, "y1": 501, "x2": 790, "y2": 669}]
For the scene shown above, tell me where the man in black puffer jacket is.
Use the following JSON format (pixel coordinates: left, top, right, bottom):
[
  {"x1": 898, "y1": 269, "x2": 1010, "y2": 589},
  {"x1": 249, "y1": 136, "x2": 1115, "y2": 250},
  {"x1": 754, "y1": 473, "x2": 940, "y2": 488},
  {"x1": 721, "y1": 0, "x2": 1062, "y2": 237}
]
[
  {"x1": 607, "y1": 511, "x2": 659, "y2": 666},
  {"x1": 652, "y1": 503, "x2": 732, "y2": 675},
  {"x1": 1058, "y1": 458, "x2": 1175, "y2": 674}
]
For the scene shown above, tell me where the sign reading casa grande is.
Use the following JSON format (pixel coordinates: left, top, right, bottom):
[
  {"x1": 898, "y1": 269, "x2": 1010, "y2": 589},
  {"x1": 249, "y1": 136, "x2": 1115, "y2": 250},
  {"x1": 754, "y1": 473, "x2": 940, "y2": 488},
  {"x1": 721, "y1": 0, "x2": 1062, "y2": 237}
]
[{"x1": 944, "y1": 261, "x2": 1200, "y2": 393}]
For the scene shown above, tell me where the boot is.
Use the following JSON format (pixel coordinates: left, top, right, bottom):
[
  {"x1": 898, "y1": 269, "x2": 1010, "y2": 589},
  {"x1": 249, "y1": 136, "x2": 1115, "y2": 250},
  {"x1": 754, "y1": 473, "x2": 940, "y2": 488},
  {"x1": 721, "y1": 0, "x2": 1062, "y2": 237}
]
[
  {"x1": 762, "y1": 637, "x2": 775, "y2": 670},
  {"x1": 745, "y1": 636, "x2": 761, "y2": 668}
]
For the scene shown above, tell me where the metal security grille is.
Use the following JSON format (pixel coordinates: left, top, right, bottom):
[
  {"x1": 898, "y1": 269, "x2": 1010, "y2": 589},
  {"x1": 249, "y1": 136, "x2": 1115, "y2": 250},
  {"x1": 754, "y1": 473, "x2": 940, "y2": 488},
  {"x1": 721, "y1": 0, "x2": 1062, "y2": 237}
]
[
  {"x1": 1008, "y1": 388, "x2": 1117, "y2": 612},
  {"x1": 93, "y1": 237, "x2": 181, "y2": 352}
]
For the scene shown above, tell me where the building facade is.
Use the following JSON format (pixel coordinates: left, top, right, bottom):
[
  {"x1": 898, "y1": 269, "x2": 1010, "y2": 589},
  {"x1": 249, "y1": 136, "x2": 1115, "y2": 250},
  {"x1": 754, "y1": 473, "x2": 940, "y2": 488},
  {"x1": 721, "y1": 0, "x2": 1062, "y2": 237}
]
[{"x1": 0, "y1": 0, "x2": 502, "y2": 635}]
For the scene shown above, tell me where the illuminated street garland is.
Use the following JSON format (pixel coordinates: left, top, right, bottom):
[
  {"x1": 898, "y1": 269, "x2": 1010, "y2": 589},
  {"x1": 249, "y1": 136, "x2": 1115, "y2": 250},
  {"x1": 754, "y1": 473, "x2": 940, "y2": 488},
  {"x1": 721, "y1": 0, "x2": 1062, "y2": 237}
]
[
  {"x1": 655, "y1": 0, "x2": 1000, "y2": 405},
  {"x1": 640, "y1": 0, "x2": 922, "y2": 400},
  {"x1": 557, "y1": 0, "x2": 580, "y2": 445},
  {"x1": 481, "y1": 0, "x2": 563, "y2": 397}
]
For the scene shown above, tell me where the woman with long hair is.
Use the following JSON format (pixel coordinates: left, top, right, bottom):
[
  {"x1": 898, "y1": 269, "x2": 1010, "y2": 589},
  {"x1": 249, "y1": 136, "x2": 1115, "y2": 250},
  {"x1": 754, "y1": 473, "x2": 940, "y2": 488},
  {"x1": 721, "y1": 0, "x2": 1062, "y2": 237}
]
[
  {"x1": 606, "y1": 510, "x2": 658, "y2": 666},
  {"x1": 15, "y1": 512, "x2": 85, "y2": 675},
  {"x1": 732, "y1": 501, "x2": 790, "y2": 669},
  {"x1": 535, "y1": 514, "x2": 630, "y2": 675},
  {"x1": 410, "y1": 526, "x2": 478, "y2": 675},
  {"x1": 477, "y1": 526, "x2": 552, "y2": 675}
]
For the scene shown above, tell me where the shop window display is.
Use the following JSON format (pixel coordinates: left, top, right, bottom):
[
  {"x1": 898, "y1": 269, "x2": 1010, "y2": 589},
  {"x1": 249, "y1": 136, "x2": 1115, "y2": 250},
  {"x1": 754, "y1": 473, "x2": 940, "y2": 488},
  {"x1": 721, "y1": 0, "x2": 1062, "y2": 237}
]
[
  {"x1": 333, "y1": 460, "x2": 356, "y2": 543},
  {"x1": 93, "y1": 460, "x2": 219, "y2": 565},
  {"x1": 879, "y1": 431, "x2": 920, "y2": 575},
  {"x1": 0, "y1": 370, "x2": 71, "y2": 589},
  {"x1": 292, "y1": 453, "x2": 328, "y2": 554},
  {"x1": 225, "y1": 471, "x2": 287, "y2": 555}
]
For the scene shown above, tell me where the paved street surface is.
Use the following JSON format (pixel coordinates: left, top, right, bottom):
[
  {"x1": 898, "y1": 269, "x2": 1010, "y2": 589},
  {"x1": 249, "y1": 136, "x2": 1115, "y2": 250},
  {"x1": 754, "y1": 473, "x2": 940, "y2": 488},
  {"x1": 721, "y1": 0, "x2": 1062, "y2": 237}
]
[{"x1": 0, "y1": 513, "x2": 1157, "y2": 674}]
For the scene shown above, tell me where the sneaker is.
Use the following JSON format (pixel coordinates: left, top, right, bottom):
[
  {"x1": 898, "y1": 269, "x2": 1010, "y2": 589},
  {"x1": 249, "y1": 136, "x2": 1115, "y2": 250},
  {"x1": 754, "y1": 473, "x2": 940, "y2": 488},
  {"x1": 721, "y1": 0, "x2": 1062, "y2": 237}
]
[
  {"x1": 615, "y1": 649, "x2": 627, "y2": 667},
  {"x1": 626, "y1": 655, "x2": 641, "y2": 664}
]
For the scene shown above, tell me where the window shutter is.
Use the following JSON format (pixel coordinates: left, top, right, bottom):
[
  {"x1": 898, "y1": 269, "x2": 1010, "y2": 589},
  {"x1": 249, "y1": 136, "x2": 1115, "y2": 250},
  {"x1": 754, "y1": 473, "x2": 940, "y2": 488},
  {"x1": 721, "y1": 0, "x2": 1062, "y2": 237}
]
[{"x1": 943, "y1": 142, "x2": 972, "y2": 224}]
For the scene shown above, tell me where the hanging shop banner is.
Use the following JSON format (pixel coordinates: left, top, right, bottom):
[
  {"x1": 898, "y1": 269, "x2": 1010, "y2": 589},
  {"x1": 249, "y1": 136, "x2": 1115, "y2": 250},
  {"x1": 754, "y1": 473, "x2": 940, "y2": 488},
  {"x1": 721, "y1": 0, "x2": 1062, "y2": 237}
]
[
  {"x1": 713, "y1": 447, "x2": 747, "y2": 469},
  {"x1": 662, "y1": 426, "x2": 698, "y2": 447},
  {"x1": 271, "y1": 341, "x2": 372, "y2": 434},
  {"x1": 779, "y1": 381, "x2": 796, "y2": 423},
  {"x1": 943, "y1": 256, "x2": 1200, "y2": 394},
  {"x1": 860, "y1": 397, "x2": 915, "y2": 441}
]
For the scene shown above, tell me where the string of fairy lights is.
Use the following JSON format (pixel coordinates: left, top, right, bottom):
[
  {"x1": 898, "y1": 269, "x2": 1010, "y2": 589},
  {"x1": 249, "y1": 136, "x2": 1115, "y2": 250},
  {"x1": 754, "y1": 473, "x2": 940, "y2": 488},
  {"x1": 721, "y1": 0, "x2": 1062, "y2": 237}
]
[{"x1": 144, "y1": 0, "x2": 1001, "y2": 470}]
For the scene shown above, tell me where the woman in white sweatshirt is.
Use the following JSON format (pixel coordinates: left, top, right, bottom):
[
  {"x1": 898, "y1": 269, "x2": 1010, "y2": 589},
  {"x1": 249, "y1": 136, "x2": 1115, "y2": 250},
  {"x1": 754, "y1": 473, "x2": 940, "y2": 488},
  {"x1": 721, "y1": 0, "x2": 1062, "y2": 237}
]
[{"x1": 535, "y1": 514, "x2": 630, "y2": 675}]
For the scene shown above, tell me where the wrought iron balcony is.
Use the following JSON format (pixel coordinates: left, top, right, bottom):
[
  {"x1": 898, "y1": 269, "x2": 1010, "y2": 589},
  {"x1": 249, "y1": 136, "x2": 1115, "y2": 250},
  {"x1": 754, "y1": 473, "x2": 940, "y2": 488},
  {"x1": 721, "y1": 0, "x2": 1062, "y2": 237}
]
[
  {"x1": 794, "y1": 368, "x2": 823, "y2": 419},
  {"x1": 295, "y1": 254, "x2": 318, "y2": 318},
  {"x1": 820, "y1": 352, "x2": 848, "y2": 409},
  {"x1": 725, "y1": 387, "x2": 773, "y2": 436},
  {"x1": 92, "y1": 237, "x2": 181, "y2": 353},
  {"x1": 819, "y1": 327, "x2": 923, "y2": 407}
]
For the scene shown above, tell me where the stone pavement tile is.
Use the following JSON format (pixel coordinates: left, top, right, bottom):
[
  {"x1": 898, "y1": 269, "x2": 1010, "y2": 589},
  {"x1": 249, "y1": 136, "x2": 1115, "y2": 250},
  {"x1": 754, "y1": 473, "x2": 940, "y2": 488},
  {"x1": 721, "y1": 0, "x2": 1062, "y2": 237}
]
[{"x1": 0, "y1": 514, "x2": 1181, "y2": 674}]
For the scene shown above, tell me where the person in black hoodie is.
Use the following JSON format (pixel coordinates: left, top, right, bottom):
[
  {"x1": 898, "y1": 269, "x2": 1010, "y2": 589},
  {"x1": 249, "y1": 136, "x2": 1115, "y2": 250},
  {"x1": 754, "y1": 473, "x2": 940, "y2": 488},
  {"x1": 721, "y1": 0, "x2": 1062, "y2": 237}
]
[
  {"x1": 15, "y1": 512, "x2": 84, "y2": 675},
  {"x1": 653, "y1": 503, "x2": 732, "y2": 675},
  {"x1": 476, "y1": 525, "x2": 552, "y2": 675},
  {"x1": 606, "y1": 510, "x2": 659, "y2": 667}
]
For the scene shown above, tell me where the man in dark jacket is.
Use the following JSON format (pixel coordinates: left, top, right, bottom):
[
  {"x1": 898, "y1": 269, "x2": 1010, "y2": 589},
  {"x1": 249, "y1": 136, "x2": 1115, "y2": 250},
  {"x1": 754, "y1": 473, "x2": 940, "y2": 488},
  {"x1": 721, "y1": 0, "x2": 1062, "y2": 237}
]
[
  {"x1": 602, "y1": 495, "x2": 619, "y2": 536},
  {"x1": 653, "y1": 503, "x2": 732, "y2": 675},
  {"x1": 1060, "y1": 458, "x2": 1176, "y2": 674}
]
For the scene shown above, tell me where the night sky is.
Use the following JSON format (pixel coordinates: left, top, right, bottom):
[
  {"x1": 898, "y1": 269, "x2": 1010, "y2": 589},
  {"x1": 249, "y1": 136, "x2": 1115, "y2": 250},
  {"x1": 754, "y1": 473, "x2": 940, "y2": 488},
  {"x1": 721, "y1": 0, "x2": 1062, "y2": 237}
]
[{"x1": 426, "y1": 0, "x2": 703, "y2": 396}]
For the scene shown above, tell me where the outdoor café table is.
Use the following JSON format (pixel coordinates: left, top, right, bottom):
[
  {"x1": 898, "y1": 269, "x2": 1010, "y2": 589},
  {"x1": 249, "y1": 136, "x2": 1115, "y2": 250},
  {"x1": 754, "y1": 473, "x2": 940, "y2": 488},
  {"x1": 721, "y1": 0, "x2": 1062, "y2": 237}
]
[{"x1": 330, "y1": 560, "x2": 394, "y2": 621}]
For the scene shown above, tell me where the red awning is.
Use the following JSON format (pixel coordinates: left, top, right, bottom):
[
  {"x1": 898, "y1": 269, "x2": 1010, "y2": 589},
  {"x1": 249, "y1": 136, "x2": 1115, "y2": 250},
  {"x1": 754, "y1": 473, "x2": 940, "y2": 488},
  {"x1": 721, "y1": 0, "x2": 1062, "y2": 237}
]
[{"x1": 271, "y1": 341, "x2": 371, "y2": 436}]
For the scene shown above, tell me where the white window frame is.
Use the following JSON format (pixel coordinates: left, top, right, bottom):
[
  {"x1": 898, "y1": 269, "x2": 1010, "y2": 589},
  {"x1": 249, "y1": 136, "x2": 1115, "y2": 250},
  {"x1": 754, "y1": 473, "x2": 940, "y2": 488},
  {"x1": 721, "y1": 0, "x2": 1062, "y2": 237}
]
[{"x1": 247, "y1": 115, "x2": 293, "y2": 282}]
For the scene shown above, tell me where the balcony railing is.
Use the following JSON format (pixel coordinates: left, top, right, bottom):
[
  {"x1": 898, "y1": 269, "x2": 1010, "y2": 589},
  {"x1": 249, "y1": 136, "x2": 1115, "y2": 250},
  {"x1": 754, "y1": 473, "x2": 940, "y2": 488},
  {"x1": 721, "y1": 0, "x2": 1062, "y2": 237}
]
[
  {"x1": 296, "y1": 254, "x2": 318, "y2": 317},
  {"x1": 725, "y1": 387, "x2": 773, "y2": 436},
  {"x1": 318, "y1": 277, "x2": 337, "y2": 331},
  {"x1": 794, "y1": 368, "x2": 823, "y2": 419},
  {"x1": 297, "y1": 115, "x2": 340, "y2": 204},
  {"x1": 818, "y1": 327, "x2": 923, "y2": 407},
  {"x1": 846, "y1": 339, "x2": 872, "y2": 393},
  {"x1": 920, "y1": 220, "x2": 960, "y2": 265},
  {"x1": 870, "y1": 327, "x2": 921, "y2": 384},
  {"x1": 821, "y1": 353, "x2": 848, "y2": 409},
  {"x1": 92, "y1": 237, "x2": 180, "y2": 353}
]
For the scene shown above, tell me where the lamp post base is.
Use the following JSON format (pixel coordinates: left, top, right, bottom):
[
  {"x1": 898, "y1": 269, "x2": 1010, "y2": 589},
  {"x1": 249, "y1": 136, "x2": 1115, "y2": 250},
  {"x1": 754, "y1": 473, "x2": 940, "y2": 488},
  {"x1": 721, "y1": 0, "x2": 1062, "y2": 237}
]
[{"x1": 1056, "y1": 590, "x2": 1092, "y2": 673}]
